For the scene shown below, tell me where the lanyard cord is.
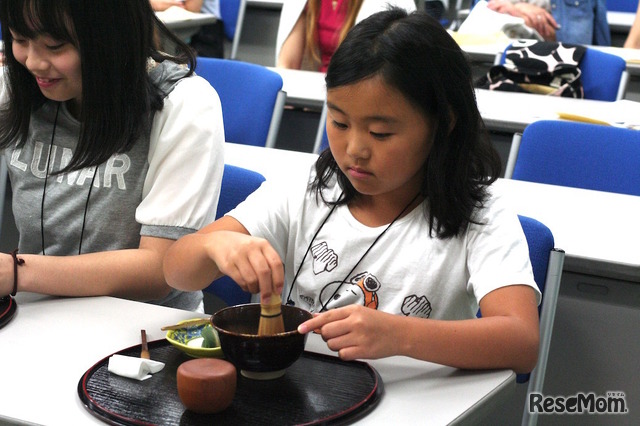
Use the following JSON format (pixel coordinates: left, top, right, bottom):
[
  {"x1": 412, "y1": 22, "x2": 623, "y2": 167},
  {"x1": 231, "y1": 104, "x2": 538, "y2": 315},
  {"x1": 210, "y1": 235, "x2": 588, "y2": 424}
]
[
  {"x1": 285, "y1": 201, "x2": 339, "y2": 305},
  {"x1": 285, "y1": 192, "x2": 421, "y2": 311},
  {"x1": 41, "y1": 103, "x2": 97, "y2": 256}
]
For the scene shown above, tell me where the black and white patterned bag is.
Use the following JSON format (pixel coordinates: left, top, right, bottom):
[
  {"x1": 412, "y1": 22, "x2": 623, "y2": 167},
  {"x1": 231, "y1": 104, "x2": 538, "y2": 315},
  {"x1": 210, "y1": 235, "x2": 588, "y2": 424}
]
[{"x1": 476, "y1": 40, "x2": 587, "y2": 98}]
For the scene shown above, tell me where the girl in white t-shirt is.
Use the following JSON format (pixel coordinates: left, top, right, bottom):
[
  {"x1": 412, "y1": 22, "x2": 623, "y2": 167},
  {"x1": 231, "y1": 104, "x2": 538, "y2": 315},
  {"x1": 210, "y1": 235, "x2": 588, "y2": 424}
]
[{"x1": 164, "y1": 9, "x2": 541, "y2": 374}]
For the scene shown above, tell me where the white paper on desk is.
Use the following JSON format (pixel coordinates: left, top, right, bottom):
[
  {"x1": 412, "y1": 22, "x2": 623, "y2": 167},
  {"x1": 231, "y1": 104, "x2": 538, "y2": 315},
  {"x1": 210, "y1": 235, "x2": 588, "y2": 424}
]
[
  {"x1": 156, "y1": 6, "x2": 201, "y2": 23},
  {"x1": 458, "y1": 1, "x2": 543, "y2": 40},
  {"x1": 108, "y1": 354, "x2": 165, "y2": 381}
]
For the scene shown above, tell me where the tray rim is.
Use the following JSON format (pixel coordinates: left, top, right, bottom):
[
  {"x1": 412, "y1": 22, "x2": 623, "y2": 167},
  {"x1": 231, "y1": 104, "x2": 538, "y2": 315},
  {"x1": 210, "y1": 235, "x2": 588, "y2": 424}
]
[
  {"x1": 0, "y1": 296, "x2": 17, "y2": 330},
  {"x1": 78, "y1": 338, "x2": 384, "y2": 426}
]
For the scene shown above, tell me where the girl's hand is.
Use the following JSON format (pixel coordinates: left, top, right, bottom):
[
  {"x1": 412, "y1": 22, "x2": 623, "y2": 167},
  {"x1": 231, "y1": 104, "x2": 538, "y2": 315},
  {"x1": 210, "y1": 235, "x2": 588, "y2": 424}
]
[
  {"x1": 149, "y1": 0, "x2": 187, "y2": 11},
  {"x1": 206, "y1": 231, "x2": 284, "y2": 303},
  {"x1": 298, "y1": 305, "x2": 401, "y2": 360},
  {"x1": 511, "y1": 3, "x2": 558, "y2": 40}
]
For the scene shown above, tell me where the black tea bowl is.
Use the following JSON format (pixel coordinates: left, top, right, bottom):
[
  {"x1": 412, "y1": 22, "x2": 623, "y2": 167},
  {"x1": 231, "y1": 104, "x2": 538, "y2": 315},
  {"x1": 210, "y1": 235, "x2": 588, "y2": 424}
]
[{"x1": 210, "y1": 303, "x2": 313, "y2": 380}]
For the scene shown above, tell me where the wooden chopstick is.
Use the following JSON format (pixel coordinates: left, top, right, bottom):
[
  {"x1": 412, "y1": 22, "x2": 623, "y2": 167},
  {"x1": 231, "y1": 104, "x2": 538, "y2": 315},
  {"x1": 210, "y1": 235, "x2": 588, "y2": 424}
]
[
  {"x1": 140, "y1": 329, "x2": 150, "y2": 359},
  {"x1": 160, "y1": 318, "x2": 210, "y2": 331}
]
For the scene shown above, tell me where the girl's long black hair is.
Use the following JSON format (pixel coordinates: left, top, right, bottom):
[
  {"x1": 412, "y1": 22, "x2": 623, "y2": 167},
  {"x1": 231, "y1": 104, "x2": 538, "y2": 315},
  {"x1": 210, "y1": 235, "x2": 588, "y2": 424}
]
[
  {"x1": 311, "y1": 8, "x2": 502, "y2": 239},
  {"x1": 0, "y1": 0, "x2": 196, "y2": 172}
]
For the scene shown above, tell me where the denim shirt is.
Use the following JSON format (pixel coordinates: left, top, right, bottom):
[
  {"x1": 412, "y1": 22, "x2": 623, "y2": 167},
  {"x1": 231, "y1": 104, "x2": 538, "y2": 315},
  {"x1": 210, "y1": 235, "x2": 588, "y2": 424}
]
[{"x1": 551, "y1": 0, "x2": 611, "y2": 46}]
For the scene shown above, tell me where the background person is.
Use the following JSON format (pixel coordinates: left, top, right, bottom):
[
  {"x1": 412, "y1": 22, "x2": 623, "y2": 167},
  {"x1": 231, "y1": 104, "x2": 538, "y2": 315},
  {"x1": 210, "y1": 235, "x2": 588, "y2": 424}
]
[
  {"x1": 487, "y1": 0, "x2": 610, "y2": 45},
  {"x1": 276, "y1": 0, "x2": 417, "y2": 71}
]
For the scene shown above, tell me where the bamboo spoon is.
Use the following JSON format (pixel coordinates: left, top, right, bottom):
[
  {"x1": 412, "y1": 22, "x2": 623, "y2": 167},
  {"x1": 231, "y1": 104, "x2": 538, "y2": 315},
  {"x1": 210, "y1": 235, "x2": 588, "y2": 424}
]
[
  {"x1": 140, "y1": 329, "x2": 150, "y2": 359},
  {"x1": 257, "y1": 294, "x2": 285, "y2": 336}
]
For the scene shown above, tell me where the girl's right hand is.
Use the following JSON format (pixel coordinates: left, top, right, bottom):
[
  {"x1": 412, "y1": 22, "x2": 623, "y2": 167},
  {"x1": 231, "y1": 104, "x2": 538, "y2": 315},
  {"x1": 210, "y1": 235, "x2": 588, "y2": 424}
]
[
  {"x1": 149, "y1": 0, "x2": 187, "y2": 12},
  {"x1": 206, "y1": 231, "x2": 285, "y2": 303}
]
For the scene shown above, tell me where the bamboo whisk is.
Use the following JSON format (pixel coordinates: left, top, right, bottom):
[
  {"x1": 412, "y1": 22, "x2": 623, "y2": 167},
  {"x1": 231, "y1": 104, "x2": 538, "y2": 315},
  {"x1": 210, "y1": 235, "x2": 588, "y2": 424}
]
[{"x1": 258, "y1": 294, "x2": 285, "y2": 336}]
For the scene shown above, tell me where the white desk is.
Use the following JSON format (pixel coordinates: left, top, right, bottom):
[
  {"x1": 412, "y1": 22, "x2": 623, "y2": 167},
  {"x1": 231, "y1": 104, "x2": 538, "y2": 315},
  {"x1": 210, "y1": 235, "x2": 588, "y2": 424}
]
[
  {"x1": 225, "y1": 141, "x2": 318, "y2": 183},
  {"x1": 607, "y1": 10, "x2": 635, "y2": 33},
  {"x1": 0, "y1": 293, "x2": 515, "y2": 425},
  {"x1": 157, "y1": 8, "x2": 217, "y2": 42},
  {"x1": 262, "y1": 68, "x2": 640, "y2": 133},
  {"x1": 270, "y1": 67, "x2": 327, "y2": 110},
  {"x1": 493, "y1": 179, "x2": 640, "y2": 283},
  {"x1": 224, "y1": 142, "x2": 640, "y2": 283},
  {"x1": 452, "y1": 34, "x2": 640, "y2": 76},
  {"x1": 475, "y1": 88, "x2": 640, "y2": 133}
]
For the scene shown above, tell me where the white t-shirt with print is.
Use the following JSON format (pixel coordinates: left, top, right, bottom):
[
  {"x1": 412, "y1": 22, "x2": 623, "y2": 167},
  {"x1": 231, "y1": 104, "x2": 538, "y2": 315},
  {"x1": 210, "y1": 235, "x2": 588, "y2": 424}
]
[{"x1": 228, "y1": 168, "x2": 539, "y2": 320}]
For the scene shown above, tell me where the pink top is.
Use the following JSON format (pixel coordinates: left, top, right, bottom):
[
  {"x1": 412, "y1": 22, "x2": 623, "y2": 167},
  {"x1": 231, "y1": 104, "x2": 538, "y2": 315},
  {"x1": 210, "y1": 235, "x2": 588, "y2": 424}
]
[{"x1": 317, "y1": 0, "x2": 347, "y2": 72}]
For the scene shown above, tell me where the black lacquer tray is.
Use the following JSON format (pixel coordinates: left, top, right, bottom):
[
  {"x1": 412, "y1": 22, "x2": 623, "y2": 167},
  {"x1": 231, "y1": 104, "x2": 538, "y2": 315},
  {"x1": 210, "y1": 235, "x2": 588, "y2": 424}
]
[
  {"x1": 0, "y1": 296, "x2": 17, "y2": 329},
  {"x1": 78, "y1": 339, "x2": 383, "y2": 425}
]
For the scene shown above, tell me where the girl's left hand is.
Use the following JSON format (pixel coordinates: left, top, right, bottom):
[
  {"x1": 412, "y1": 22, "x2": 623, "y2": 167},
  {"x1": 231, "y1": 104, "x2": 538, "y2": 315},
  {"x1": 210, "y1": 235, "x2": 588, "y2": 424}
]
[{"x1": 297, "y1": 305, "x2": 401, "y2": 360}]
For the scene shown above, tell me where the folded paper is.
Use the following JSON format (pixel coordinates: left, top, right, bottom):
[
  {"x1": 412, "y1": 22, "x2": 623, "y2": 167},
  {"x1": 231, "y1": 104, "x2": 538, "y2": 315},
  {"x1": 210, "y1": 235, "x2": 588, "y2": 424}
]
[
  {"x1": 108, "y1": 354, "x2": 165, "y2": 381},
  {"x1": 458, "y1": 1, "x2": 543, "y2": 40}
]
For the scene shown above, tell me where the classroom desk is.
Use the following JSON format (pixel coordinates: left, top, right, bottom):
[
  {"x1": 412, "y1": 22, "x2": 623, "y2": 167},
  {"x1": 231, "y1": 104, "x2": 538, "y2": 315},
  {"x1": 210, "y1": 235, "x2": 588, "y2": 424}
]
[
  {"x1": 270, "y1": 67, "x2": 327, "y2": 110},
  {"x1": 492, "y1": 179, "x2": 640, "y2": 284},
  {"x1": 157, "y1": 8, "x2": 217, "y2": 42},
  {"x1": 451, "y1": 32, "x2": 640, "y2": 78},
  {"x1": 475, "y1": 88, "x2": 640, "y2": 133},
  {"x1": 262, "y1": 67, "x2": 640, "y2": 134},
  {"x1": 0, "y1": 293, "x2": 515, "y2": 426},
  {"x1": 607, "y1": 10, "x2": 635, "y2": 33},
  {"x1": 224, "y1": 142, "x2": 640, "y2": 284}
]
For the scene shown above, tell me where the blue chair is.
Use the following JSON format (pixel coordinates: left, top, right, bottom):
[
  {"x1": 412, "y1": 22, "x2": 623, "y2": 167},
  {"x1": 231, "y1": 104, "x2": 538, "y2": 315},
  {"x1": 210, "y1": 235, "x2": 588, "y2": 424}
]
[
  {"x1": 494, "y1": 45, "x2": 628, "y2": 101},
  {"x1": 205, "y1": 164, "x2": 266, "y2": 307},
  {"x1": 517, "y1": 215, "x2": 565, "y2": 426},
  {"x1": 220, "y1": 0, "x2": 246, "y2": 60},
  {"x1": 606, "y1": 0, "x2": 638, "y2": 12},
  {"x1": 504, "y1": 120, "x2": 640, "y2": 196},
  {"x1": 195, "y1": 57, "x2": 286, "y2": 148}
]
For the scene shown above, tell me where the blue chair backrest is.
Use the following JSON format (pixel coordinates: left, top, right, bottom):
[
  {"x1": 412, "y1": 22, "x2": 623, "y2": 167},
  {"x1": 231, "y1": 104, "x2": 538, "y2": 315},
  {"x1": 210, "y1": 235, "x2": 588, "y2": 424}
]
[
  {"x1": 519, "y1": 216, "x2": 553, "y2": 299},
  {"x1": 194, "y1": 57, "x2": 283, "y2": 147},
  {"x1": 579, "y1": 48, "x2": 626, "y2": 101},
  {"x1": 516, "y1": 215, "x2": 555, "y2": 384},
  {"x1": 513, "y1": 120, "x2": 640, "y2": 196},
  {"x1": 208, "y1": 164, "x2": 266, "y2": 307},
  {"x1": 498, "y1": 45, "x2": 626, "y2": 101},
  {"x1": 215, "y1": 164, "x2": 266, "y2": 220},
  {"x1": 606, "y1": 0, "x2": 638, "y2": 12},
  {"x1": 220, "y1": 0, "x2": 241, "y2": 40}
]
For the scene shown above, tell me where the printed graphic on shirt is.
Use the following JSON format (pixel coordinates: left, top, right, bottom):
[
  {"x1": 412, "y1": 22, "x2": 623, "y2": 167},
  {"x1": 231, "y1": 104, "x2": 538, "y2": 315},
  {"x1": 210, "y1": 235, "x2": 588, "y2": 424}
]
[
  {"x1": 297, "y1": 241, "x2": 433, "y2": 318},
  {"x1": 317, "y1": 272, "x2": 381, "y2": 312},
  {"x1": 402, "y1": 295, "x2": 432, "y2": 318},
  {"x1": 10, "y1": 144, "x2": 131, "y2": 190},
  {"x1": 313, "y1": 273, "x2": 433, "y2": 318},
  {"x1": 311, "y1": 241, "x2": 338, "y2": 274}
]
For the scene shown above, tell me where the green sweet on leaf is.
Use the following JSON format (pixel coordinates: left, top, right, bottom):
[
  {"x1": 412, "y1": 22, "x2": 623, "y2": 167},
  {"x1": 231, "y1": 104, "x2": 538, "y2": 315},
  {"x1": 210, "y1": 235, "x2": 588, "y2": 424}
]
[{"x1": 201, "y1": 325, "x2": 219, "y2": 348}]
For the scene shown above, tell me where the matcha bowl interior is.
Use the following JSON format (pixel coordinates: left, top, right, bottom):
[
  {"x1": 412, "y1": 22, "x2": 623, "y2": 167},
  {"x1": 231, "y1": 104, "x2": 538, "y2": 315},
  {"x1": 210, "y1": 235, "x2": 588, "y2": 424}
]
[{"x1": 211, "y1": 303, "x2": 313, "y2": 380}]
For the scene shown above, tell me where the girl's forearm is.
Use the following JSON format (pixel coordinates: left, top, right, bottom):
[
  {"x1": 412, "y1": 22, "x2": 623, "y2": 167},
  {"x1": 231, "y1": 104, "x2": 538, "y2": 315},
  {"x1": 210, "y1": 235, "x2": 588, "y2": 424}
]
[
  {"x1": 163, "y1": 232, "x2": 224, "y2": 292},
  {"x1": 14, "y1": 238, "x2": 174, "y2": 301},
  {"x1": 393, "y1": 314, "x2": 539, "y2": 374}
]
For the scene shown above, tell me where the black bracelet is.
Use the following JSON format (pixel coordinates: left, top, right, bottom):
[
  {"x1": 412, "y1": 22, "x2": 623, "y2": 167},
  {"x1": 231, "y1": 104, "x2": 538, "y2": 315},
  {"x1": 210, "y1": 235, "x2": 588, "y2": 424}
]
[{"x1": 10, "y1": 249, "x2": 25, "y2": 297}]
